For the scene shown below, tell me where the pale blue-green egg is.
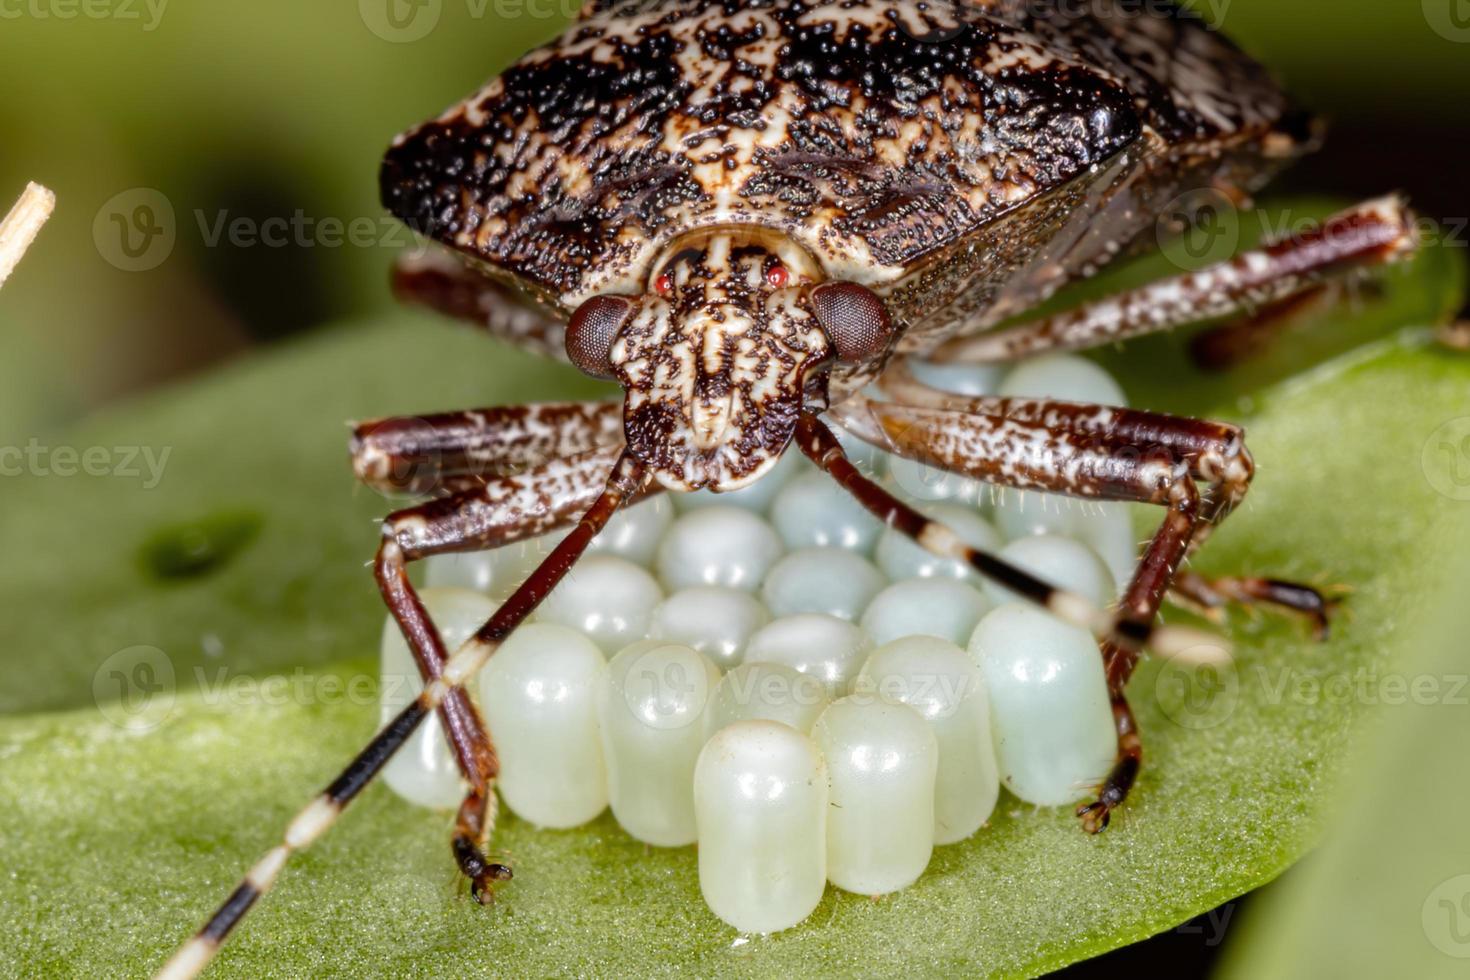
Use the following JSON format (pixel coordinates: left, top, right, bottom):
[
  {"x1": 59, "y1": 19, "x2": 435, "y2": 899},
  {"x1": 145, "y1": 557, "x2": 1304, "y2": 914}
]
[
  {"x1": 586, "y1": 495, "x2": 675, "y2": 567},
  {"x1": 761, "y1": 547, "x2": 887, "y2": 621},
  {"x1": 770, "y1": 470, "x2": 884, "y2": 553},
  {"x1": 860, "y1": 578, "x2": 992, "y2": 648},
  {"x1": 656, "y1": 506, "x2": 785, "y2": 592},
  {"x1": 647, "y1": 586, "x2": 770, "y2": 672},
  {"x1": 992, "y1": 493, "x2": 1137, "y2": 595},
  {"x1": 907, "y1": 358, "x2": 1005, "y2": 396},
  {"x1": 968, "y1": 603, "x2": 1116, "y2": 806},
  {"x1": 984, "y1": 534, "x2": 1115, "y2": 608},
  {"x1": 997, "y1": 353, "x2": 1128, "y2": 407}
]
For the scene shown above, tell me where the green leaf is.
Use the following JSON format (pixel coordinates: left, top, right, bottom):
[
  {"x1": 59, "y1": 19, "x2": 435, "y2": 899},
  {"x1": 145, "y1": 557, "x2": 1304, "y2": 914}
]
[
  {"x1": 1, "y1": 202, "x2": 1467, "y2": 978},
  {"x1": 1216, "y1": 553, "x2": 1470, "y2": 980}
]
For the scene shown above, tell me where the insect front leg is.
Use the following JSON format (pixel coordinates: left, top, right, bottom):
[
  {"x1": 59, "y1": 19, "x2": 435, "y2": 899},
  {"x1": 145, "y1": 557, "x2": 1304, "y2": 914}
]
[
  {"x1": 374, "y1": 445, "x2": 634, "y2": 901},
  {"x1": 352, "y1": 402, "x2": 623, "y2": 497},
  {"x1": 823, "y1": 390, "x2": 1308, "y2": 831},
  {"x1": 158, "y1": 452, "x2": 647, "y2": 980},
  {"x1": 929, "y1": 196, "x2": 1417, "y2": 366}
]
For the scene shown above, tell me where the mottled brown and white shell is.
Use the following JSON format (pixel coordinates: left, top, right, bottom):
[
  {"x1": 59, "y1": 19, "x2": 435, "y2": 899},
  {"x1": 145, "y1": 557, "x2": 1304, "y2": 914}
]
[{"x1": 380, "y1": 0, "x2": 1313, "y2": 489}]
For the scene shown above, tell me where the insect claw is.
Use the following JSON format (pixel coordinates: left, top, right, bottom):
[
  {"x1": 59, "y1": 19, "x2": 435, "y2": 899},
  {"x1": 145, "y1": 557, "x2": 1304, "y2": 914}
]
[
  {"x1": 1076, "y1": 800, "x2": 1111, "y2": 834},
  {"x1": 470, "y1": 864, "x2": 514, "y2": 905}
]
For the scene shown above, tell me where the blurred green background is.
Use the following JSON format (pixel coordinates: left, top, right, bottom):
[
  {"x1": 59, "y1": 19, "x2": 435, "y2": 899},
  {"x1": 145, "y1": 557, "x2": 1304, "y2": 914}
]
[
  {"x1": 0, "y1": 2, "x2": 1467, "y2": 977},
  {"x1": 0, "y1": 0, "x2": 1467, "y2": 442}
]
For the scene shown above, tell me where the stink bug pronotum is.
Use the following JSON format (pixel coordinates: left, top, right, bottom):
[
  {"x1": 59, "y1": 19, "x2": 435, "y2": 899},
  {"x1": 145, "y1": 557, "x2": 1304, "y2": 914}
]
[{"x1": 159, "y1": 1, "x2": 1418, "y2": 974}]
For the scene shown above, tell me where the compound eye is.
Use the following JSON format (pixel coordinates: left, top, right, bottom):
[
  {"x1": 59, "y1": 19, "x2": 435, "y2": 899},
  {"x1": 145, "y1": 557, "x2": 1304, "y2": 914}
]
[
  {"x1": 810, "y1": 281, "x2": 894, "y2": 364},
  {"x1": 566, "y1": 295, "x2": 635, "y2": 380}
]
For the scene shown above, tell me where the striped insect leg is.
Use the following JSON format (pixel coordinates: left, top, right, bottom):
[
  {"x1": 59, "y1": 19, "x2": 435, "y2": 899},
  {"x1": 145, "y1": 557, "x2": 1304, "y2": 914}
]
[
  {"x1": 794, "y1": 413, "x2": 1212, "y2": 664},
  {"x1": 156, "y1": 452, "x2": 647, "y2": 980},
  {"x1": 376, "y1": 446, "x2": 631, "y2": 899},
  {"x1": 930, "y1": 196, "x2": 1417, "y2": 365},
  {"x1": 825, "y1": 397, "x2": 1226, "y2": 832},
  {"x1": 873, "y1": 362, "x2": 1331, "y2": 624}
]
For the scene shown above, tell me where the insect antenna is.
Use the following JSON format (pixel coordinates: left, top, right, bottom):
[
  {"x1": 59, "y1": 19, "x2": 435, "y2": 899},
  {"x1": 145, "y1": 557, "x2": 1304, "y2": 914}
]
[
  {"x1": 155, "y1": 454, "x2": 647, "y2": 980},
  {"x1": 793, "y1": 413, "x2": 1220, "y2": 659}
]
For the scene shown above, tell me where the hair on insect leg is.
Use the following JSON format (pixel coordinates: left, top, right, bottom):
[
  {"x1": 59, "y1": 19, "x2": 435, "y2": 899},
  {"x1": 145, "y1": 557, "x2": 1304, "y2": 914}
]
[{"x1": 794, "y1": 412, "x2": 1206, "y2": 659}]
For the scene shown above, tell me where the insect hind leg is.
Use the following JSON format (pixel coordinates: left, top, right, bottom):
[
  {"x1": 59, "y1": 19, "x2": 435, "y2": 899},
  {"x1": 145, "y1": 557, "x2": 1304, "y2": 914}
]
[{"x1": 928, "y1": 196, "x2": 1418, "y2": 366}]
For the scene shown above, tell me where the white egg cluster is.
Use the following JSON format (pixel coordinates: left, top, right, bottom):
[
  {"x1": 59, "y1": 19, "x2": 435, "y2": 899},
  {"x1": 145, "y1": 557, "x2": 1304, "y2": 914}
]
[{"x1": 381, "y1": 354, "x2": 1137, "y2": 934}]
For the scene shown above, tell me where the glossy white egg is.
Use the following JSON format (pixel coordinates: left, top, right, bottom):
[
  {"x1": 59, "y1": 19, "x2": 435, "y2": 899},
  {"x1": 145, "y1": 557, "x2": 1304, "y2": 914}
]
[
  {"x1": 770, "y1": 470, "x2": 884, "y2": 553},
  {"x1": 860, "y1": 578, "x2": 992, "y2": 648},
  {"x1": 597, "y1": 641, "x2": 721, "y2": 846},
  {"x1": 706, "y1": 661, "x2": 830, "y2": 736},
  {"x1": 813, "y1": 697, "x2": 937, "y2": 895},
  {"x1": 479, "y1": 623, "x2": 607, "y2": 828},
  {"x1": 586, "y1": 495, "x2": 675, "y2": 567},
  {"x1": 743, "y1": 613, "x2": 872, "y2": 699},
  {"x1": 656, "y1": 506, "x2": 785, "y2": 592},
  {"x1": 535, "y1": 555, "x2": 663, "y2": 654},
  {"x1": 694, "y1": 721, "x2": 828, "y2": 933},
  {"x1": 647, "y1": 586, "x2": 770, "y2": 672},
  {"x1": 856, "y1": 635, "x2": 999, "y2": 844}
]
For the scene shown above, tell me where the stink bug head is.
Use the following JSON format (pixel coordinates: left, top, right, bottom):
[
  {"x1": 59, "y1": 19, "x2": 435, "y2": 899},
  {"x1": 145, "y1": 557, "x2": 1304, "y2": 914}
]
[{"x1": 568, "y1": 227, "x2": 896, "y2": 492}]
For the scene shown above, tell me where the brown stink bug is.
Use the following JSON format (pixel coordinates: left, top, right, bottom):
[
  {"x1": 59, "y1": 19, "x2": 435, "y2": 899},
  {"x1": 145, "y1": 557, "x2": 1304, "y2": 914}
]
[{"x1": 159, "y1": 1, "x2": 1417, "y2": 974}]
